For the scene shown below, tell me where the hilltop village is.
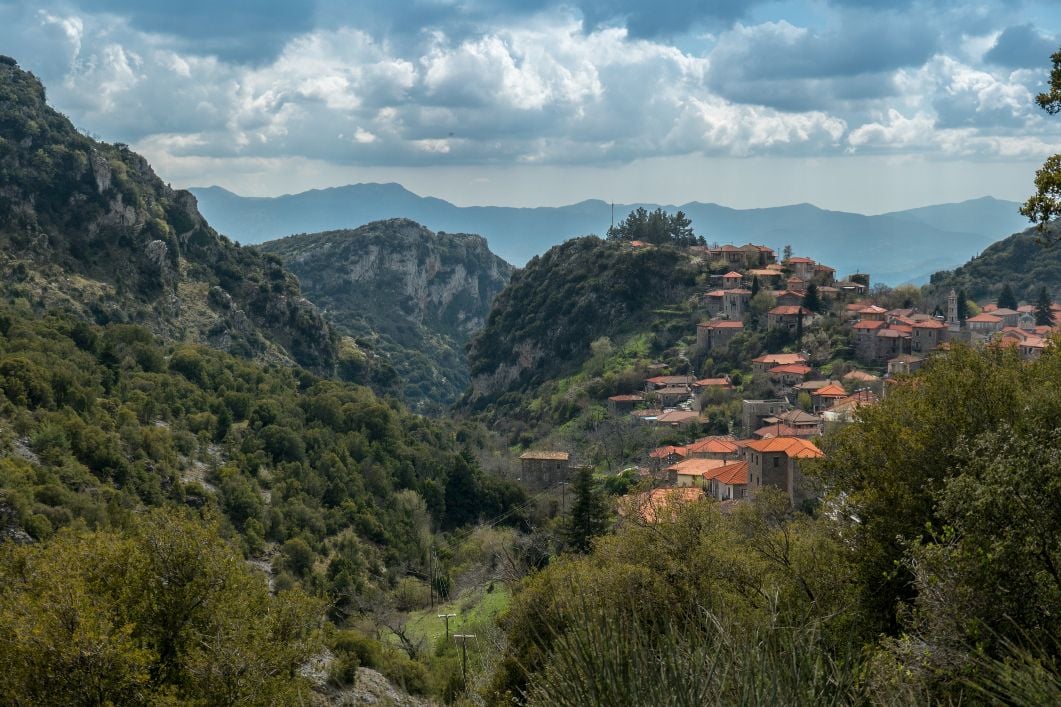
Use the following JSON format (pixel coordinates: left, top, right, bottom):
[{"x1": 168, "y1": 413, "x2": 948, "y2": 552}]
[{"x1": 517, "y1": 235, "x2": 1061, "y2": 520}]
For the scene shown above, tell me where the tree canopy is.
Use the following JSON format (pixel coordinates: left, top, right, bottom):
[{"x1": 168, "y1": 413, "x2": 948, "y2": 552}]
[
  {"x1": 606, "y1": 207, "x2": 704, "y2": 246},
  {"x1": 1020, "y1": 48, "x2": 1061, "y2": 234}
]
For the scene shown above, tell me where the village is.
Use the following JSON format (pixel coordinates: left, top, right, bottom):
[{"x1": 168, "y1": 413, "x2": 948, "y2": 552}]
[{"x1": 518, "y1": 240, "x2": 1061, "y2": 522}]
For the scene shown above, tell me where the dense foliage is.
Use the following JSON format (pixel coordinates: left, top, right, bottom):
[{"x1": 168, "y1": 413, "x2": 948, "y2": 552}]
[
  {"x1": 0, "y1": 58, "x2": 338, "y2": 374},
  {"x1": 464, "y1": 237, "x2": 699, "y2": 415},
  {"x1": 927, "y1": 222, "x2": 1061, "y2": 303},
  {"x1": 486, "y1": 344, "x2": 1061, "y2": 704},
  {"x1": 606, "y1": 206, "x2": 704, "y2": 246},
  {"x1": 0, "y1": 304, "x2": 526, "y2": 609},
  {"x1": 259, "y1": 220, "x2": 513, "y2": 412}
]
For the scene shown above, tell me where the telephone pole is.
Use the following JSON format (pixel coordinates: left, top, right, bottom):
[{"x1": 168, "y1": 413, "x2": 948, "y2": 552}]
[
  {"x1": 437, "y1": 613, "x2": 456, "y2": 640},
  {"x1": 454, "y1": 634, "x2": 476, "y2": 685}
]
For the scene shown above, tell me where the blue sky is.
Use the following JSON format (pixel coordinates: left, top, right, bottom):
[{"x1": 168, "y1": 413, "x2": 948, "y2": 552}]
[{"x1": 2, "y1": 0, "x2": 1060, "y2": 212}]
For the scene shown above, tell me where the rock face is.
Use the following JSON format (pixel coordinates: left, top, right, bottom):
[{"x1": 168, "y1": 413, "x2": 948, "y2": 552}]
[
  {"x1": 258, "y1": 219, "x2": 513, "y2": 411},
  {"x1": 0, "y1": 58, "x2": 337, "y2": 374}
]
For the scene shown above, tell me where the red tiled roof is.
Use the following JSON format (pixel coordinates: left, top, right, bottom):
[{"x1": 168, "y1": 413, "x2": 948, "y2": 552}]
[
  {"x1": 768, "y1": 305, "x2": 811, "y2": 316},
  {"x1": 608, "y1": 394, "x2": 644, "y2": 402},
  {"x1": 722, "y1": 271, "x2": 744, "y2": 278},
  {"x1": 703, "y1": 320, "x2": 744, "y2": 329},
  {"x1": 859, "y1": 305, "x2": 887, "y2": 314},
  {"x1": 693, "y1": 378, "x2": 733, "y2": 387},
  {"x1": 853, "y1": 320, "x2": 887, "y2": 330},
  {"x1": 621, "y1": 487, "x2": 703, "y2": 524},
  {"x1": 912, "y1": 319, "x2": 947, "y2": 329},
  {"x1": 646, "y1": 375, "x2": 695, "y2": 385},
  {"x1": 769, "y1": 364, "x2": 813, "y2": 375},
  {"x1": 745, "y1": 437, "x2": 824, "y2": 458},
  {"x1": 713, "y1": 460, "x2": 749, "y2": 486},
  {"x1": 752, "y1": 352, "x2": 808, "y2": 365},
  {"x1": 787, "y1": 257, "x2": 816, "y2": 264},
  {"x1": 667, "y1": 458, "x2": 729, "y2": 476},
  {"x1": 814, "y1": 383, "x2": 847, "y2": 397},
  {"x1": 686, "y1": 436, "x2": 739, "y2": 455},
  {"x1": 968, "y1": 313, "x2": 1002, "y2": 323},
  {"x1": 650, "y1": 445, "x2": 688, "y2": 459}
]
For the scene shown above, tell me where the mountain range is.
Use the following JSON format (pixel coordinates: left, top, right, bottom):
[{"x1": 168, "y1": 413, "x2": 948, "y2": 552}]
[{"x1": 191, "y1": 183, "x2": 1029, "y2": 285}]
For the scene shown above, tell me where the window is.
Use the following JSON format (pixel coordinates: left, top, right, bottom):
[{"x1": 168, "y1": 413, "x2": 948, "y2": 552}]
[{"x1": 773, "y1": 456, "x2": 779, "y2": 467}]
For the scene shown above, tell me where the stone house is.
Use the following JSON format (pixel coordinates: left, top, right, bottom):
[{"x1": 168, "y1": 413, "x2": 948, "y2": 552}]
[
  {"x1": 741, "y1": 398, "x2": 790, "y2": 434},
  {"x1": 751, "y1": 352, "x2": 809, "y2": 374},
  {"x1": 644, "y1": 375, "x2": 695, "y2": 392},
  {"x1": 768, "y1": 363, "x2": 813, "y2": 387},
  {"x1": 519, "y1": 451, "x2": 570, "y2": 489},
  {"x1": 722, "y1": 289, "x2": 752, "y2": 318},
  {"x1": 767, "y1": 305, "x2": 813, "y2": 332},
  {"x1": 607, "y1": 393, "x2": 643, "y2": 414},
  {"x1": 774, "y1": 290, "x2": 804, "y2": 307},
  {"x1": 721, "y1": 271, "x2": 744, "y2": 288},
  {"x1": 696, "y1": 320, "x2": 744, "y2": 350},
  {"x1": 887, "y1": 354, "x2": 925, "y2": 375},
  {"x1": 786, "y1": 257, "x2": 818, "y2": 281},
  {"x1": 743, "y1": 437, "x2": 824, "y2": 504},
  {"x1": 911, "y1": 319, "x2": 948, "y2": 353},
  {"x1": 810, "y1": 383, "x2": 847, "y2": 411},
  {"x1": 707, "y1": 460, "x2": 750, "y2": 501}
]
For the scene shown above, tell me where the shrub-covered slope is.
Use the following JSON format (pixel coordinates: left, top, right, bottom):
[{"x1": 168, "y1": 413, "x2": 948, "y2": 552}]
[{"x1": 258, "y1": 220, "x2": 513, "y2": 411}]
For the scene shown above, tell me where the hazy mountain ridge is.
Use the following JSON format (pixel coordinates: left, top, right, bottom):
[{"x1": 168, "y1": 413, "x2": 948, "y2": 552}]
[
  {"x1": 258, "y1": 219, "x2": 513, "y2": 411},
  {"x1": 0, "y1": 59, "x2": 338, "y2": 374},
  {"x1": 191, "y1": 184, "x2": 1026, "y2": 284}
]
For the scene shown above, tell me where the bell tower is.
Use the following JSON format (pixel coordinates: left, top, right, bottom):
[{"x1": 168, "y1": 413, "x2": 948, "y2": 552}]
[{"x1": 946, "y1": 289, "x2": 959, "y2": 330}]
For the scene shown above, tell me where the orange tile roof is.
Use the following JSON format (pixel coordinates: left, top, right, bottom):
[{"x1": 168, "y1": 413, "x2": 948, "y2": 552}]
[
  {"x1": 787, "y1": 257, "x2": 816, "y2": 264},
  {"x1": 713, "y1": 461, "x2": 749, "y2": 486},
  {"x1": 769, "y1": 305, "x2": 811, "y2": 316},
  {"x1": 843, "y1": 370, "x2": 880, "y2": 382},
  {"x1": 814, "y1": 383, "x2": 847, "y2": 397},
  {"x1": 853, "y1": 320, "x2": 887, "y2": 330},
  {"x1": 723, "y1": 271, "x2": 744, "y2": 278},
  {"x1": 693, "y1": 378, "x2": 733, "y2": 387},
  {"x1": 621, "y1": 487, "x2": 703, "y2": 524},
  {"x1": 650, "y1": 445, "x2": 688, "y2": 459},
  {"x1": 968, "y1": 313, "x2": 1002, "y2": 323},
  {"x1": 769, "y1": 364, "x2": 813, "y2": 375},
  {"x1": 686, "y1": 436, "x2": 740, "y2": 454},
  {"x1": 608, "y1": 393, "x2": 644, "y2": 402},
  {"x1": 912, "y1": 319, "x2": 947, "y2": 329},
  {"x1": 744, "y1": 437, "x2": 824, "y2": 458},
  {"x1": 859, "y1": 305, "x2": 887, "y2": 314},
  {"x1": 667, "y1": 458, "x2": 729, "y2": 479},
  {"x1": 702, "y1": 320, "x2": 744, "y2": 329},
  {"x1": 753, "y1": 352, "x2": 808, "y2": 365}
]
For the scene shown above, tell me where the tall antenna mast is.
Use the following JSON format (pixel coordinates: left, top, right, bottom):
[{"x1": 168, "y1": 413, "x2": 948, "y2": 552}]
[{"x1": 611, "y1": 202, "x2": 614, "y2": 230}]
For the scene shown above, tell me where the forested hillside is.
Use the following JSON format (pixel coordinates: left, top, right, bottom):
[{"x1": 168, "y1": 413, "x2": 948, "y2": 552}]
[
  {"x1": 259, "y1": 220, "x2": 513, "y2": 412},
  {"x1": 927, "y1": 221, "x2": 1061, "y2": 303},
  {"x1": 0, "y1": 57, "x2": 337, "y2": 374},
  {"x1": 0, "y1": 304, "x2": 527, "y2": 701},
  {"x1": 464, "y1": 237, "x2": 699, "y2": 415}
]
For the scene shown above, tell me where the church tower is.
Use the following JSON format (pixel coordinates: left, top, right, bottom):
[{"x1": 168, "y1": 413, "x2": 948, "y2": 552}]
[{"x1": 946, "y1": 289, "x2": 959, "y2": 330}]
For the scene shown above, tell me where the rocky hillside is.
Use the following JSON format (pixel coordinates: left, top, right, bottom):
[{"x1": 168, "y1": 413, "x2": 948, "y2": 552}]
[
  {"x1": 258, "y1": 220, "x2": 513, "y2": 411},
  {"x1": 926, "y1": 220, "x2": 1061, "y2": 304},
  {"x1": 0, "y1": 56, "x2": 338, "y2": 374}
]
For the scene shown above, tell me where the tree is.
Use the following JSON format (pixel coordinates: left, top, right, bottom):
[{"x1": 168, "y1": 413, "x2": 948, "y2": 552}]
[
  {"x1": 997, "y1": 283, "x2": 1018, "y2": 310},
  {"x1": 802, "y1": 283, "x2": 821, "y2": 314},
  {"x1": 1020, "y1": 49, "x2": 1061, "y2": 234},
  {"x1": 956, "y1": 289, "x2": 969, "y2": 323},
  {"x1": 783, "y1": 245, "x2": 793, "y2": 262},
  {"x1": 1035, "y1": 285, "x2": 1054, "y2": 325},
  {"x1": 565, "y1": 467, "x2": 609, "y2": 553},
  {"x1": 606, "y1": 207, "x2": 698, "y2": 245}
]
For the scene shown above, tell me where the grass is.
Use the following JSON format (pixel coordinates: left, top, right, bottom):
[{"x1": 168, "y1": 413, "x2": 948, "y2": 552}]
[{"x1": 403, "y1": 585, "x2": 511, "y2": 647}]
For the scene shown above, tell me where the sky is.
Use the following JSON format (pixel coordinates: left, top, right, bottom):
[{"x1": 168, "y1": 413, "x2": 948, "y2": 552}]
[{"x1": 2, "y1": 0, "x2": 1061, "y2": 212}]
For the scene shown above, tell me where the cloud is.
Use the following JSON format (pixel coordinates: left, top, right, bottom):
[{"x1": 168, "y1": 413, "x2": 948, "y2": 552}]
[
  {"x1": 984, "y1": 24, "x2": 1058, "y2": 69},
  {"x1": 2, "y1": 0, "x2": 1058, "y2": 176}
]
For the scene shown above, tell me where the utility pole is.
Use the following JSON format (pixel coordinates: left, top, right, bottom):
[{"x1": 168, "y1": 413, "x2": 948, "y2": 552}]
[
  {"x1": 437, "y1": 613, "x2": 456, "y2": 640},
  {"x1": 454, "y1": 634, "x2": 475, "y2": 686}
]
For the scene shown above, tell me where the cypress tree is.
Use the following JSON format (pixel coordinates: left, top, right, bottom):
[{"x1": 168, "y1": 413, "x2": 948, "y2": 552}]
[
  {"x1": 566, "y1": 467, "x2": 609, "y2": 553},
  {"x1": 957, "y1": 289, "x2": 969, "y2": 323},
  {"x1": 1035, "y1": 286, "x2": 1053, "y2": 326},
  {"x1": 997, "y1": 284, "x2": 1018, "y2": 310},
  {"x1": 803, "y1": 283, "x2": 821, "y2": 314}
]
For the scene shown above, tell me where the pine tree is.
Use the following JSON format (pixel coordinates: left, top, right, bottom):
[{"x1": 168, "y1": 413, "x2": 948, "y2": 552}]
[
  {"x1": 957, "y1": 289, "x2": 970, "y2": 323},
  {"x1": 1035, "y1": 286, "x2": 1053, "y2": 326},
  {"x1": 997, "y1": 284, "x2": 1018, "y2": 310},
  {"x1": 566, "y1": 467, "x2": 609, "y2": 553}
]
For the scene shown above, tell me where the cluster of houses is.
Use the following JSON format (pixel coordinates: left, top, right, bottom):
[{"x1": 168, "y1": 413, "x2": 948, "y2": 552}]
[
  {"x1": 524, "y1": 239, "x2": 1060, "y2": 524},
  {"x1": 848, "y1": 290, "x2": 1059, "y2": 370}
]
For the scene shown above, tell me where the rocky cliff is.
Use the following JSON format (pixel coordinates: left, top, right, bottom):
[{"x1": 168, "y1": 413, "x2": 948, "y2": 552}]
[
  {"x1": 0, "y1": 56, "x2": 338, "y2": 373},
  {"x1": 258, "y1": 219, "x2": 513, "y2": 410}
]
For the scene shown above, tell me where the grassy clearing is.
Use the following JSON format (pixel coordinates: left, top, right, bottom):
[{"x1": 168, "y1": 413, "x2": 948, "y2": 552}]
[{"x1": 404, "y1": 585, "x2": 511, "y2": 646}]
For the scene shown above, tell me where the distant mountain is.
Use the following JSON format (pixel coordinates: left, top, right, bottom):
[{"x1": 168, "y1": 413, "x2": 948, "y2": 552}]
[
  {"x1": 0, "y1": 58, "x2": 339, "y2": 374},
  {"x1": 258, "y1": 220, "x2": 513, "y2": 412},
  {"x1": 925, "y1": 221, "x2": 1061, "y2": 305},
  {"x1": 191, "y1": 184, "x2": 1021, "y2": 284}
]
